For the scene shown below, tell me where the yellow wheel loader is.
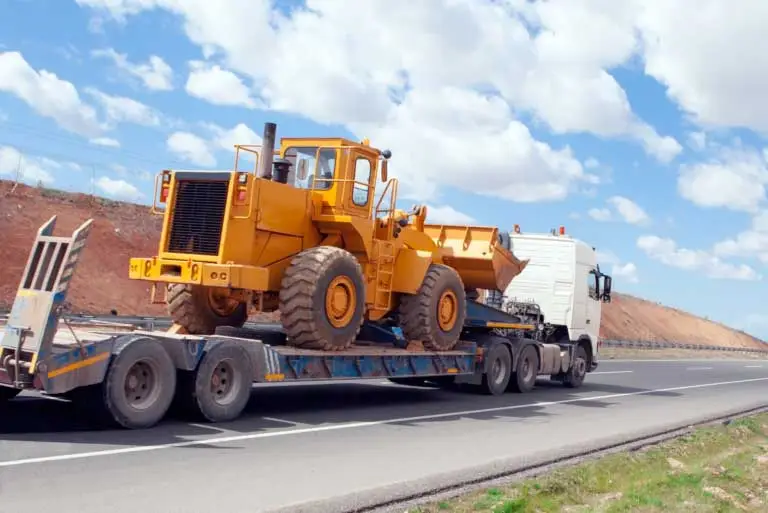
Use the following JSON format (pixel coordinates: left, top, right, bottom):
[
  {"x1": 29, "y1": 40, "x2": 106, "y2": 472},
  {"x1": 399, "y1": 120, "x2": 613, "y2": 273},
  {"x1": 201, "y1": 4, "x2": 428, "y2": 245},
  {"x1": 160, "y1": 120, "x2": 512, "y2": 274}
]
[{"x1": 128, "y1": 122, "x2": 527, "y2": 352}]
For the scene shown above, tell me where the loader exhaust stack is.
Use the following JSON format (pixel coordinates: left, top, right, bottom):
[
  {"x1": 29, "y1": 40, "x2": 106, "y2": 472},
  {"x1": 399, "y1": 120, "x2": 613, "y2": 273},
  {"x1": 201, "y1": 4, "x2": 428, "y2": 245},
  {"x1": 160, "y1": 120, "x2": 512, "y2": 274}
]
[{"x1": 256, "y1": 122, "x2": 277, "y2": 178}]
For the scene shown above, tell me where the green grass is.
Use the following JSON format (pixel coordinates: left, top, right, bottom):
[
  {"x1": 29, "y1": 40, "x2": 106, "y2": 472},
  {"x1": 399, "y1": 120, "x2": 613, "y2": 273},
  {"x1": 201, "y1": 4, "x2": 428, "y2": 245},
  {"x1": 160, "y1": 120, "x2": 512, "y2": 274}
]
[{"x1": 411, "y1": 413, "x2": 768, "y2": 512}]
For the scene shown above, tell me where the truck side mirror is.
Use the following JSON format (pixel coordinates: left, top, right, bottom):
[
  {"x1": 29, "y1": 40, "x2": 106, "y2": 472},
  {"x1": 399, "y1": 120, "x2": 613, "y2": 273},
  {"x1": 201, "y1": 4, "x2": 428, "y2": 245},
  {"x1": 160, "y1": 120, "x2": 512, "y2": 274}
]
[
  {"x1": 601, "y1": 275, "x2": 612, "y2": 303},
  {"x1": 381, "y1": 159, "x2": 388, "y2": 182}
]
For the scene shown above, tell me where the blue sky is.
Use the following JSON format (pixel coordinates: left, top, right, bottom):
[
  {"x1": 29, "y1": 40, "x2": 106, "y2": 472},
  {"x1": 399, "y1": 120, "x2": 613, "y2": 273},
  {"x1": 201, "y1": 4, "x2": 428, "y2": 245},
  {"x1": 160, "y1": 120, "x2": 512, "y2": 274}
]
[{"x1": 1, "y1": 0, "x2": 768, "y2": 338}]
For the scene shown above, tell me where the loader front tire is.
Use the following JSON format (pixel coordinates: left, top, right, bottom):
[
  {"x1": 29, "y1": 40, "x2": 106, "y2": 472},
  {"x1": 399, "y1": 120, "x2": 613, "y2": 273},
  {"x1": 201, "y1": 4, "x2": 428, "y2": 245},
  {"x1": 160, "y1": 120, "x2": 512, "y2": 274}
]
[
  {"x1": 167, "y1": 284, "x2": 248, "y2": 335},
  {"x1": 398, "y1": 264, "x2": 466, "y2": 351},
  {"x1": 280, "y1": 246, "x2": 365, "y2": 351}
]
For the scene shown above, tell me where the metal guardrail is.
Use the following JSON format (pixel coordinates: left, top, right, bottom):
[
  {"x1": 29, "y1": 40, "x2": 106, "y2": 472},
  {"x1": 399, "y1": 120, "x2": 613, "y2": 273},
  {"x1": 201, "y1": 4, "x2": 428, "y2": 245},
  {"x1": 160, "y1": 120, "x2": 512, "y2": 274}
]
[{"x1": 2, "y1": 311, "x2": 767, "y2": 354}]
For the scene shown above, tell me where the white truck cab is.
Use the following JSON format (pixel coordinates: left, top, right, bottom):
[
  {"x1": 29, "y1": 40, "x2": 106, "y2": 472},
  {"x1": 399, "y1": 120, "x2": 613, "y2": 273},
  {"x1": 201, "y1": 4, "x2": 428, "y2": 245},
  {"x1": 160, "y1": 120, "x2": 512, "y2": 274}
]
[{"x1": 494, "y1": 226, "x2": 613, "y2": 370}]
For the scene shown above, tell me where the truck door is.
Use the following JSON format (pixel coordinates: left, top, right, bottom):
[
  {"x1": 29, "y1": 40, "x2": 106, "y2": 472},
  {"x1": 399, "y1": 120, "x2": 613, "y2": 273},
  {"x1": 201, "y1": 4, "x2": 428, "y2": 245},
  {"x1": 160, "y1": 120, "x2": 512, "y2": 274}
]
[
  {"x1": 344, "y1": 152, "x2": 375, "y2": 216},
  {"x1": 585, "y1": 268, "x2": 601, "y2": 341}
]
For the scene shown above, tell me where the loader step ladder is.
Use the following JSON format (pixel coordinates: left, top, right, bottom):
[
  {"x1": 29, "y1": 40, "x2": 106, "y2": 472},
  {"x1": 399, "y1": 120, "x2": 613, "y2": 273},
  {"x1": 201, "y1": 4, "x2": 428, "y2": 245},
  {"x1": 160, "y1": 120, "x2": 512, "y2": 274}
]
[
  {"x1": 0, "y1": 216, "x2": 94, "y2": 386},
  {"x1": 373, "y1": 240, "x2": 395, "y2": 310}
]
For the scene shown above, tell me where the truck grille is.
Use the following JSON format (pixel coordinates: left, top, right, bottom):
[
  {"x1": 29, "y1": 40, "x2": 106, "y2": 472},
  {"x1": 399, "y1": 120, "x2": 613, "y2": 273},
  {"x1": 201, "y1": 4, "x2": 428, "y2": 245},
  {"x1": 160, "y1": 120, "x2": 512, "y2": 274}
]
[{"x1": 167, "y1": 178, "x2": 229, "y2": 256}]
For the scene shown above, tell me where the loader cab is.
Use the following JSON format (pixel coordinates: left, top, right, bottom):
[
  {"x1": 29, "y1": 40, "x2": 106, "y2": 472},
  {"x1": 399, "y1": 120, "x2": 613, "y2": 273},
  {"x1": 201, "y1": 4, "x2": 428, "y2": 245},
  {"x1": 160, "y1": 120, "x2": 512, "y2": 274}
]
[{"x1": 279, "y1": 137, "x2": 387, "y2": 218}]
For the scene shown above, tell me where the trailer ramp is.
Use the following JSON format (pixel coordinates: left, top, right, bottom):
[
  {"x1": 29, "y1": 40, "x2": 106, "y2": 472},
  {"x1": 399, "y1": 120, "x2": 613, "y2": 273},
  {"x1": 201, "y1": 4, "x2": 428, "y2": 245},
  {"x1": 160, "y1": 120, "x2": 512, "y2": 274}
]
[{"x1": 0, "y1": 216, "x2": 93, "y2": 390}]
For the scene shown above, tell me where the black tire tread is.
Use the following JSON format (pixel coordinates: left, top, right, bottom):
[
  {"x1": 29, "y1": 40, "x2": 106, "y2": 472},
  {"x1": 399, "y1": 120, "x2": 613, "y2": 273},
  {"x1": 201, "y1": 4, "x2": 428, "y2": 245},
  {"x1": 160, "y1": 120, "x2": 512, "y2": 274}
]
[
  {"x1": 167, "y1": 283, "x2": 248, "y2": 335},
  {"x1": 279, "y1": 246, "x2": 365, "y2": 351},
  {"x1": 398, "y1": 264, "x2": 466, "y2": 351}
]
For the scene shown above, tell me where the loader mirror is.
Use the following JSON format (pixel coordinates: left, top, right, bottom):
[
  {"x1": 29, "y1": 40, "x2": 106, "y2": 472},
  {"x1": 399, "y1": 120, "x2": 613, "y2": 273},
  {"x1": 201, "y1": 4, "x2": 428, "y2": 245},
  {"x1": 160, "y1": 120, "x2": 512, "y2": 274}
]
[
  {"x1": 381, "y1": 159, "x2": 388, "y2": 182},
  {"x1": 297, "y1": 159, "x2": 308, "y2": 181}
]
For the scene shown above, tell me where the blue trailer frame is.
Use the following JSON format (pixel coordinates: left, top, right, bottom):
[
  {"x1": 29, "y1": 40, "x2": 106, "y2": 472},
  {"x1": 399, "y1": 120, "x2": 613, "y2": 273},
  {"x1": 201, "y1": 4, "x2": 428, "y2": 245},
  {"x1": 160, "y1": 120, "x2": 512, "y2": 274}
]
[{"x1": 0, "y1": 217, "x2": 595, "y2": 429}]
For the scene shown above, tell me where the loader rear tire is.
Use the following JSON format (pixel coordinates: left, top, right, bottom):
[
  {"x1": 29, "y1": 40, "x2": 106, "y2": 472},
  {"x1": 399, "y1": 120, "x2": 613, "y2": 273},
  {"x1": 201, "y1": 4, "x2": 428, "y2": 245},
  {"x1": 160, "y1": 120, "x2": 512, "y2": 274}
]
[
  {"x1": 279, "y1": 246, "x2": 365, "y2": 351},
  {"x1": 398, "y1": 264, "x2": 466, "y2": 351},
  {"x1": 167, "y1": 284, "x2": 248, "y2": 335}
]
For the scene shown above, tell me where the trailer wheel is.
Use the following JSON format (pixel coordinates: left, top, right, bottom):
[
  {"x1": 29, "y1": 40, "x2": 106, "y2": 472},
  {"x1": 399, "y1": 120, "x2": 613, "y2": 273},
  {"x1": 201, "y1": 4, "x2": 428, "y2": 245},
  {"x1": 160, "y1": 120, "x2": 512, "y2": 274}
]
[
  {"x1": 167, "y1": 284, "x2": 248, "y2": 335},
  {"x1": 398, "y1": 264, "x2": 466, "y2": 351},
  {"x1": 182, "y1": 342, "x2": 253, "y2": 422},
  {"x1": 103, "y1": 338, "x2": 177, "y2": 429},
  {"x1": 563, "y1": 344, "x2": 588, "y2": 389},
  {"x1": 480, "y1": 344, "x2": 512, "y2": 395},
  {"x1": 280, "y1": 246, "x2": 365, "y2": 351},
  {"x1": 0, "y1": 386, "x2": 20, "y2": 402},
  {"x1": 508, "y1": 344, "x2": 539, "y2": 393}
]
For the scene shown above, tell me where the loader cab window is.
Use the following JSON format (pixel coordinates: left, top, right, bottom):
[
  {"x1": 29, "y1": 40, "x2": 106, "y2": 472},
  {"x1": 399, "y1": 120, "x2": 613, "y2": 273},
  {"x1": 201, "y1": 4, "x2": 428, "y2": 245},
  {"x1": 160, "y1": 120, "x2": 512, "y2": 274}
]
[
  {"x1": 288, "y1": 146, "x2": 336, "y2": 191},
  {"x1": 352, "y1": 157, "x2": 372, "y2": 206}
]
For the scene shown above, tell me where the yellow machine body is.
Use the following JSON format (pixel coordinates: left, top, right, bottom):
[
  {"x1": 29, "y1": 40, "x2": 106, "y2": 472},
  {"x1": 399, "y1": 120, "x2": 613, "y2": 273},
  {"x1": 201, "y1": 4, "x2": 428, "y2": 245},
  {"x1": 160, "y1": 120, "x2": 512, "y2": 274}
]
[{"x1": 128, "y1": 124, "x2": 528, "y2": 351}]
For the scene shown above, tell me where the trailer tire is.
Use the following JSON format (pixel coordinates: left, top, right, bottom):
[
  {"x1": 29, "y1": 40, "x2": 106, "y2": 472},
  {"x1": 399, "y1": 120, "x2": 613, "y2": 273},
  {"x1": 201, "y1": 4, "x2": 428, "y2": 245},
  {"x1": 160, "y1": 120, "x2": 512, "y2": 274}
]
[
  {"x1": 563, "y1": 344, "x2": 588, "y2": 389},
  {"x1": 480, "y1": 344, "x2": 513, "y2": 395},
  {"x1": 182, "y1": 342, "x2": 253, "y2": 423},
  {"x1": 103, "y1": 338, "x2": 177, "y2": 429},
  {"x1": 508, "y1": 344, "x2": 538, "y2": 393},
  {"x1": 167, "y1": 284, "x2": 248, "y2": 335},
  {"x1": 398, "y1": 264, "x2": 466, "y2": 351},
  {"x1": 280, "y1": 246, "x2": 365, "y2": 351},
  {"x1": 0, "y1": 386, "x2": 20, "y2": 402}
]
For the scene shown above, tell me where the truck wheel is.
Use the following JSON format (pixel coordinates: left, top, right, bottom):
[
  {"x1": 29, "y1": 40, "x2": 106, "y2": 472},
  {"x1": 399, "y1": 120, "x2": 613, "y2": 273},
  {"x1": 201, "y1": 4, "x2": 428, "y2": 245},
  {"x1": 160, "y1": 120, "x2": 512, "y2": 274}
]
[
  {"x1": 563, "y1": 344, "x2": 588, "y2": 389},
  {"x1": 508, "y1": 344, "x2": 539, "y2": 393},
  {"x1": 279, "y1": 246, "x2": 365, "y2": 351},
  {"x1": 103, "y1": 338, "x2": 177, "y2": 429},
  {"x1": 167, "y1": 284, "x2": 248, "y2": 335},
  {"x1": 480, "y1": 344, "x2": 512, "y2": 395},
  {"x1": 0, "y1": 386, "x2": 20, "y2": 402},
  {"x1": 399, "y1": 264, "x2": 466, "y2": 351},
  {"x1": 181, "y1": 342, "x2": 253, "y2": 422}
]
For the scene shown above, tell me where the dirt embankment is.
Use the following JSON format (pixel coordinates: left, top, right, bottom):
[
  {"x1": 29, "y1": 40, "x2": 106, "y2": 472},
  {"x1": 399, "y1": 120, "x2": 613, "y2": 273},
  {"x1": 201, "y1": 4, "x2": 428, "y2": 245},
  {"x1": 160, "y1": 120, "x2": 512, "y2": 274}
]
[{"x1": 1, "y1": 180, "x2": 765, "y2": 350}]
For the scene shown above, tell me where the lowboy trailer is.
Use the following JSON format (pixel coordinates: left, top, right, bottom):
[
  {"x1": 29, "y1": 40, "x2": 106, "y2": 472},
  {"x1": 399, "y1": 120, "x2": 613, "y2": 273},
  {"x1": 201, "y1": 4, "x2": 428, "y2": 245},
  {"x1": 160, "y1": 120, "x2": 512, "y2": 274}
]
[{"x1": 0, "y1": 217, "x2": 598, "y2": 429}]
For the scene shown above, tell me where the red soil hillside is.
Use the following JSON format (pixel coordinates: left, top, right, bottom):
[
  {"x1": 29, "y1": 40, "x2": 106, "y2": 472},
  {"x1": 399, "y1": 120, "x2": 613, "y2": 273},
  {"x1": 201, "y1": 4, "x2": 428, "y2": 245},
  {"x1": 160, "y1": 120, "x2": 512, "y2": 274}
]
[{"x1": 0, "y1": 180, "x2": 765, "y2": 350}]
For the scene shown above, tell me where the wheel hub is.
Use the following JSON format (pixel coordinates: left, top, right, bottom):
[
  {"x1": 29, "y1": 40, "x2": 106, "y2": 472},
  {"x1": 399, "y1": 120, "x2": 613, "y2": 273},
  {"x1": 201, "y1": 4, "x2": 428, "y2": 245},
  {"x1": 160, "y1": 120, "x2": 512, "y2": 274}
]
[
  {"x1": 123, "y1": 360, "x2": 158, "y2": 410},
  {"x1": 437, "y1": 290, "x2": 458, "y2": 331},
  {"x1": 208, "y1": 288, "x2": 241, "y2": 317},
  {"x1": 325, "y1": 276, "x2": 356, "y2": 328}
]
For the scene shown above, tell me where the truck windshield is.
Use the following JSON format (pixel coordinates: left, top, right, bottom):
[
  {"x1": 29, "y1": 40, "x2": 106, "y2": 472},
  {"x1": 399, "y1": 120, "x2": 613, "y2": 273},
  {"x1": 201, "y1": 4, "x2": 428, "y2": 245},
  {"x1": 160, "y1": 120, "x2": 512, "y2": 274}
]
[{"x1": 288, "y1": 146, "x2": 336, "y2": 191}]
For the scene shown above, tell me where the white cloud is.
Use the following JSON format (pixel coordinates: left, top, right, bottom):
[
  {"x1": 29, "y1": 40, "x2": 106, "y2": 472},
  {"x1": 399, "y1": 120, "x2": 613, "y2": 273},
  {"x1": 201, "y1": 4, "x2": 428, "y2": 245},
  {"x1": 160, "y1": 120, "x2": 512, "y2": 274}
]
[
  {"x1": 596, "y1": 249, "x2": 639, "y2": 283},
  {"x1": 0, "y1": 51, "x2": 101, "y2": 137},
  {"x1": 424, "y1": 205, "x2": 476, "y2": 225},
  {"x1": 607, "y1": 195, "x2": 650, "y2": 225},
  {"x1": 185, "y1": 60, "x2": 258, "y2": 108},
  {"x1": 205, "y1": 122, "x2": 262, "y2": 152},
  {"x1": 588, "y1": 195, "x2": 650, "y2": 225},
  {"x1": 90, "y1": 137, "x2": 121, "y2": 148},
  {"x1": 687, "y1": 131, "x2": 707, "y2": 151},
  {"x1": 0, "y1": 145, "x2": 56, "y2": 185},
  {"x1": 712, "y1": 210, "x2": 768, "y2": 264},
  {"x1": 588, "y1": 207, "x2": 612, "y2": 222},
  {"x1": 94, "y1": 176, "x2": 142, "y2": 200},
  {"x1": 85, "y1": 88, "x2": 160, "y2": 127},
  {"x1": 677, "y1": 144, "x2": 768, "y2": 213},
  {"x1": 92, "y1": 47, "x2": 173, "y2": 91},
  {"x1": 637, "y1": 1, "x2": 768, "y2": 134},
  {"x1": 637, "y1": 234, "x2": 759, "y2": 281},
  {"x1": 73, "y1": 0, "x2": 684, "y2": 206},
  {"x1": 167, "y1": 131, "x2": 216, "y2": 167},
  {"x1": 612, "y1": 262, "x2": 639, "y2": 284}
]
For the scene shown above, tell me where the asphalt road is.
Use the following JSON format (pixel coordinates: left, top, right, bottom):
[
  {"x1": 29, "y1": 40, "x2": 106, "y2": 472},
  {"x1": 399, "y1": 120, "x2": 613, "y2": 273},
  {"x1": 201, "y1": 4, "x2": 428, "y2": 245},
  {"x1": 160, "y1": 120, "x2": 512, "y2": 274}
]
[{"x1": 1, "y1": 358, "x2": 768, "y2": 512}]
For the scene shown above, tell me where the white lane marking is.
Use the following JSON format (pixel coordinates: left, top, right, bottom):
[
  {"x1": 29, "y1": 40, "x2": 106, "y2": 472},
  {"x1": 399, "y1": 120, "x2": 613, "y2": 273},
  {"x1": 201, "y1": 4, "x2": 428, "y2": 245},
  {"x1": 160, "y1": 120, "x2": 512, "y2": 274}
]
[
  {"x1": 2, "y1": 376, "x2": 768, "y2": 468},
  {"x1": 745, "y1": 365, "x2": 763, "y2": 368},
  {"x1": 262, "y1": 417, "x2": 298, "y2": 425},
  {"x1": 686, "y1": 367, "x2": 713, "y2": 371},
  {"x1": 591, "y1": 370, "x2": 633, "y2": 375},
  {"x1": 601, "y1": 359, "x2": 768, "y2": 363}
]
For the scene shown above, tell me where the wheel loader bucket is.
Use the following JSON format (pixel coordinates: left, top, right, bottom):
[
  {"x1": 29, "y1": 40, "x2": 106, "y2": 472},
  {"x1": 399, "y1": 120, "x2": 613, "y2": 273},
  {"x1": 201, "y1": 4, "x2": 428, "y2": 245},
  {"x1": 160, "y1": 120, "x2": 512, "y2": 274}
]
[{"x1": 422, "y1": 224, "x2": 528, "y2": 292}]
